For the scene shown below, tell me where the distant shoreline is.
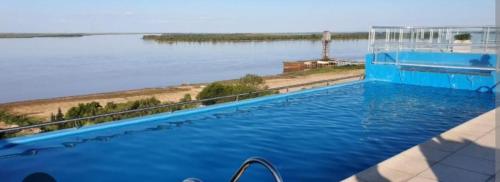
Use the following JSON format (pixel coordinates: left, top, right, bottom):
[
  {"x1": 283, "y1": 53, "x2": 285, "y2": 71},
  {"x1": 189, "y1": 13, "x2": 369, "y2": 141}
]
[
  {"x1": 143, "y1": 32, "x2": 369, "y2": 43},
  {"x1": 0, "y1": 32, "x2": 370, "y2": 40},
  {"x1": 0, "y1": 33, "x2": 87, "y2": 38},
  {"x1": 0, "y1": 33, "x2": 150, "y2": 39}
]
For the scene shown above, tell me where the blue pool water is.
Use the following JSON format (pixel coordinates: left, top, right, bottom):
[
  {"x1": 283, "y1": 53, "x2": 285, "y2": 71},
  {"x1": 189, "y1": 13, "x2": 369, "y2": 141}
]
[{"x1": 0, "y1": 81, "x2": 495, "y2": 182}]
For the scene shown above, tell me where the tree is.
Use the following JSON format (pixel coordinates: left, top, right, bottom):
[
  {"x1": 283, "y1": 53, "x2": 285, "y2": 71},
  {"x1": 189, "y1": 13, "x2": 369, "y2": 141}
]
[
  {"x1": 65, "y1": 102, "x2": 102, "y2": 119},
  {"x1": 454, "y1": 33, "x2": 471, "y2": 41},
  {"x1": 50, "y1": 113, "x2": 56, "y2": 122},
  {"x1": 180, "y1": 94, "x2": 192, "y2": 102},
  {"x1": 86, "y1": 102, "x2": 102, "y2": 116},
  {"x1": 104, "y1": 102, "x2": 118, "y2": 112},
  {"x1": 128, "y1": 97, "x2": 161, "y2": 110},
  {"x1": 55, "y1": 108, "x2": 64, "y2": 121},
  {"x1": 179, "y1": 94, "x2": 197, "y2": 109}
]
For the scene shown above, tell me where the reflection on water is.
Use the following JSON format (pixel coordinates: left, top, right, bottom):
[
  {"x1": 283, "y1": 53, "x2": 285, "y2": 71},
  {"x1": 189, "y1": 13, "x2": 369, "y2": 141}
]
[{"x1": 0, "y1": 35, "x2": 367, "y2": 103}]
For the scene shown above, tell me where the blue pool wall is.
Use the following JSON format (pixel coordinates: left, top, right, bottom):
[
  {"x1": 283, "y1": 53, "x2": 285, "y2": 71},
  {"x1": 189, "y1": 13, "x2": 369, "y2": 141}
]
[{"x1": 365, "y1": 51, "x2": 497, "y2": 91}]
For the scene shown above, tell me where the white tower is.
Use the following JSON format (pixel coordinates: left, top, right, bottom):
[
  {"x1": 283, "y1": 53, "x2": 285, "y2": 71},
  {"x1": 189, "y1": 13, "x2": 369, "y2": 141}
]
[{"x1": 322, "y1": 31, "x2": 332, "y2": 60}]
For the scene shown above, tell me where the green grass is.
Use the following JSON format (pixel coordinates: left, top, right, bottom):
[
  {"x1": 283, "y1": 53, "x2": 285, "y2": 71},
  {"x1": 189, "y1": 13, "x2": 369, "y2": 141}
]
[
  {"x1": 0, "y1": 109, "x2": 39, "y2": 127},
  {"x1": 0, "y1": 109, "x2": 43, "y2": 138},
  {"x1": 284, "y1": 65, "x2": 365, "y2": 77}
]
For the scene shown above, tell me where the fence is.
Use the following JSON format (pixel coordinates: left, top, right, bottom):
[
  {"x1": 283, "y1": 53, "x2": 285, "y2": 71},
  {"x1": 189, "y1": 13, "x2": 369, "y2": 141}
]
[
  {"x1": 368, "y1": 26, "x2": 499, "y2": 71},
  {"x1": 0, "y1": 74, "x2": 364, "y2": 135}
]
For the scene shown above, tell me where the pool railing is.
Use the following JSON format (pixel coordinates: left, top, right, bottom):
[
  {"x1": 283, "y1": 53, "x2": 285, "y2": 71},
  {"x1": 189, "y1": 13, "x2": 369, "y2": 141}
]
[
  {"x1": 0, "y1": 74, "x2": 364, "y2": 136},
  {"x1": 366, "y1": 26, "x2": 498, "y2": 91},
  {"x1": 229, "y1": 157, "x2": 284, "y2": 182},
  {"x1": 368, "y1": 26, "x2": 499, "y2": 71}
]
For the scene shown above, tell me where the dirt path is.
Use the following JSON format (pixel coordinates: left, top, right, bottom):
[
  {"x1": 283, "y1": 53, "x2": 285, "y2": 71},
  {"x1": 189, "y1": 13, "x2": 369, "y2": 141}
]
[{"x1": 0, "y1": 69, "x2": 364, "y2": 120}]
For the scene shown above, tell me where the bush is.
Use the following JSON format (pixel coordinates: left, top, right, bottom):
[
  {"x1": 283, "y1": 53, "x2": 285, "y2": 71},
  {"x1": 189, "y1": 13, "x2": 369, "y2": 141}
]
[
  {"x1": 2, "y1": 74, "x2": 274, "y2": 138},
  {"x1": 180, "y1": 94, "x2": 192, "y2": 102},
  {"x1": 0, "y1": 109, "x2": 38, "y2": 126},
  {"x1": 127, "y1": 97, "x2": 161, "y2": 110},
  {"x1": 55, "y1": 108, "x2": 64, "y2": 121},
  {"x1": 197, "y1": 83, "x2": 235, "y2": 105},
  {"x1": 454, "y1": 33, "x2": 471, "y2": 41},
  {"x1": 239, "y1": 74, "x2": 264, "y2": 86},
  {"x1": 58, "y1": 97, "x2": 167, "y2": 126},
  {"x1": 1, "y1": 96, "x2": 197, "y2": 139},
  {"x1": 179, "y1": 94, "x2": 197, "y2": 109},
  {"x1": 197, "y1": 74, "x2": 272, "y2": 106},
  {"x1": 65, "y1": 102, "x2": 102, "y2": 119}
]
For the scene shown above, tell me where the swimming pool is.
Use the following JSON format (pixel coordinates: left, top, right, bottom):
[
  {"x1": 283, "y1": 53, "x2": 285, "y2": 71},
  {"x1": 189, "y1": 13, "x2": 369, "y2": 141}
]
[{"x1": 0, "y1": 81, "x2": 495, "y2": 182}]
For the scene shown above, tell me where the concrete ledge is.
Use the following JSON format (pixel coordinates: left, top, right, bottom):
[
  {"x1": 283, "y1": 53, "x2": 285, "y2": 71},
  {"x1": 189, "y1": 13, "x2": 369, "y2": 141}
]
[{"x1": 342, "y1": 109, "x2": 497, "y2": 182}]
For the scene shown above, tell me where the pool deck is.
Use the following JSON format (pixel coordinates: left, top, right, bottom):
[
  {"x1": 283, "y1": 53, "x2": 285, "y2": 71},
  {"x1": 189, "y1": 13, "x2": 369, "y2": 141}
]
[{"x1": 342, "y1": 108, "x2": 498, "y2": 182}]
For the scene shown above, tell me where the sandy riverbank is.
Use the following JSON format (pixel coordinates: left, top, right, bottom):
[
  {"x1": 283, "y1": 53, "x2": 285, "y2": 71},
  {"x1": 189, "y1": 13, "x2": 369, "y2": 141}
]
[{"x1": 0, "y1": 69, "x2": 364, "y2": 120}]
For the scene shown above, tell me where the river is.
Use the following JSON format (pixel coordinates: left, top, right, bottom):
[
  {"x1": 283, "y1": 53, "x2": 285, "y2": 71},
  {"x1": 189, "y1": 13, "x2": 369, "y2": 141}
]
[{"x1": 0, "y1": 35, "x2": 367, "y2": 103}]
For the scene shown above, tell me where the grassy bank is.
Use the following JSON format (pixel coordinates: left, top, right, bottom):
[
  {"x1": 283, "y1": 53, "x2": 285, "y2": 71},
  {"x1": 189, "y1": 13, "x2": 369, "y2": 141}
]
[
  {"x1": 284, "y1": 64, "x2": 365, "y2": 77},
  {"x1": 0, "y1": 75, "x2": 273, "y2": 138},
  {"x1": 143, "y1": 33, "x2": 368, "y2": 43},
  {"x1": 0, "y1": 110, "x2": 39, "y2": 127},
  {"x1": 0, "y1": 66, "x2": 365, "y2": 138},
  {"x1": 0, "y1": 96, "x2": 195, "y2": 138}
]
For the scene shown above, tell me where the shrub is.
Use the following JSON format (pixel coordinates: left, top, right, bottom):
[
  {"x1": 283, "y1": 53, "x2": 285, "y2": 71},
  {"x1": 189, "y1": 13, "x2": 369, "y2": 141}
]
[
  {"x1": 180, "y1": 94, "x2": 192, "y2": 102},
  {"x1": 197, "y1": 74, "x2": 272, "y2": 106},
  {"x1": 454, "y1": 33, "x2": 471, "y2": 41},
  {"x1": 197, "y1": 83, "x2": 234, "y2": 105},
  {"x1": 65, "y1": 102, "x2": 102, "y2": 119},
  {"x1": 61, "y1": 98, "x2": 165, "y2": 126},
  {"x1": 179, "y1": 94, "x2": 197, "y2": 109},
  {"x1": 2, "y1": 96, "x2": 196, "y2": 139},
  {"x1": 55, "y1": 108, "x2": 64, "y2": 121},
  {"x1": 0, "y1": 109, "x2": 38, "y2": 126},
  {"x1": 239, "y1": 74, "x2": 264, "y2": 86},
  {"x1": 127, "y1": 97, "x2": 161, "y2": 110}
]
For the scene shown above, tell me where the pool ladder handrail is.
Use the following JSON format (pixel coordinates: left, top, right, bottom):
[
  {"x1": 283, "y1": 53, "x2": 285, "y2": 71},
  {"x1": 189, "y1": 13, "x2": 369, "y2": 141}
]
[{"x1": 230, "y1": 157, "x2": 283, "y2": 182}]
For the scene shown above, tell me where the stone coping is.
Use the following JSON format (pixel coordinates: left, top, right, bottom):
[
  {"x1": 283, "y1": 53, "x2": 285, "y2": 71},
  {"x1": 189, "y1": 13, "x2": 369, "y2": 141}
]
[{"x1": 342, "y1": 109, "x2": 497, "y2": 182}]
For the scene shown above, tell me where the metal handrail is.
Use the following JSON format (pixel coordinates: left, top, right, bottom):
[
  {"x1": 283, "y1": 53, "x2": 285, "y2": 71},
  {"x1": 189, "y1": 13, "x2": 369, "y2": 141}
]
[
  {"x1": 371, "y1": 62, "x2": 496, "y2": 71},
  {"x1": 372, "y1": 42, "x2": 500, "y2": 46},
  {"x1": 0, "y1": 74, "x2": 364, "y2": 134},
  {"x1": 371, "y1": 25, "x2": 499, "y2": 29},
  {"x1": 368, "y1": 26, "x2": 499, "y2": 68},
  {"x1": 230, "y1": 157, "x2": 283, "y2": 182}
]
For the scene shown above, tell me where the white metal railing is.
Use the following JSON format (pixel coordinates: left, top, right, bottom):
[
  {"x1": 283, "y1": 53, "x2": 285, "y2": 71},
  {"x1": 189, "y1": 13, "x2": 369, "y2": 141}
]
[{"x1": 368, "y1": 26, "x2": 499, "y2": 71}]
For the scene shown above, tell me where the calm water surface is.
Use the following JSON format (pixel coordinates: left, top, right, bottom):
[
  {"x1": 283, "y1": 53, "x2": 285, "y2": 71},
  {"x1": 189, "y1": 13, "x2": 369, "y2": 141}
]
[{"x1": 0, "y1": 35, "x2": 366, "y2": 103}]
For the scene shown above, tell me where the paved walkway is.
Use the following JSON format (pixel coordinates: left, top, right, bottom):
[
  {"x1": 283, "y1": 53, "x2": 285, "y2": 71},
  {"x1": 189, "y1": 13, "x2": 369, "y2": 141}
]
[{"x1": 343, "y1": 109, "x2": 498, "y2": 182}]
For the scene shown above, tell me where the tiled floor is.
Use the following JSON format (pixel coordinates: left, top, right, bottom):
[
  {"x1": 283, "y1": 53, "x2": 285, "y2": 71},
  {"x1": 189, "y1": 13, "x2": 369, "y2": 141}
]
[{"x1": 342, "y1": 109, "x2": 498, "y2": 182}]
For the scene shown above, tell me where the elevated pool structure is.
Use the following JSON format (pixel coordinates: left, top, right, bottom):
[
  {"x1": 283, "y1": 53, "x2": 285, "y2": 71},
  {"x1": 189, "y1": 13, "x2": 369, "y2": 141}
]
[
  {"x1": 344, "y1": 26, "x2": 499, "y2": 182},
  {"x1": 0, "y1": 26, "x2": 497, "y2": 182},
  {"x1": 366, "y1": 26, "x2": 498, "y2": 91}
]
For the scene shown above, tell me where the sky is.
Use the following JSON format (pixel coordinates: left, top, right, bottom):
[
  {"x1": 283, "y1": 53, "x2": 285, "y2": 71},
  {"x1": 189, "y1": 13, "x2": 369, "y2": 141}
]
[{"x1": 0, "y1": 0, "x2": 495, "y2": 33}]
